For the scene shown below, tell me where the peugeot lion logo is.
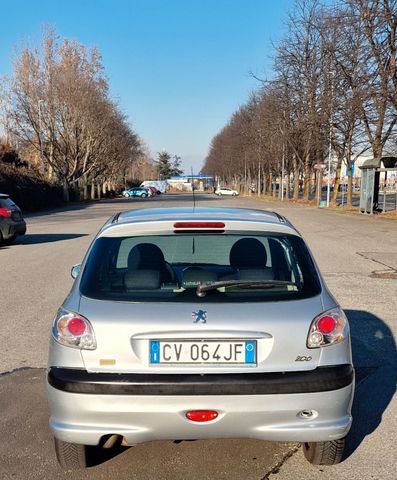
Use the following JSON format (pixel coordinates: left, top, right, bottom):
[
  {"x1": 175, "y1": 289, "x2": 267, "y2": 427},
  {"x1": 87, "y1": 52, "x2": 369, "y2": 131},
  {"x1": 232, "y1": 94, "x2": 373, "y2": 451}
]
[{"x1": 192, "y1": 309, "x2": 207, "y2": 323}]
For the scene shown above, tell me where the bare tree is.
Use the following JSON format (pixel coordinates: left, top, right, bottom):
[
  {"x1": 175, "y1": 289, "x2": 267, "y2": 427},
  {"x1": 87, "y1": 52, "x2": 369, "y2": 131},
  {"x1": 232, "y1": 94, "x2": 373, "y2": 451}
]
[{"x1": 7, "y1": 28, "x2": 142, "y2": 200}]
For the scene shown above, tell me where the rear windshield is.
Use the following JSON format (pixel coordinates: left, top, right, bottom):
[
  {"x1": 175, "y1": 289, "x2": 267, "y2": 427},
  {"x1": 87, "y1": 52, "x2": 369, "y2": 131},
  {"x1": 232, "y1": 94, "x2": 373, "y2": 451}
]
[
  {"x1": 0, "y1": 197, "x2": 15, "y2": 208},
  {"x1": 80, "y1": 233, "x2": 321, "y2": 303}
]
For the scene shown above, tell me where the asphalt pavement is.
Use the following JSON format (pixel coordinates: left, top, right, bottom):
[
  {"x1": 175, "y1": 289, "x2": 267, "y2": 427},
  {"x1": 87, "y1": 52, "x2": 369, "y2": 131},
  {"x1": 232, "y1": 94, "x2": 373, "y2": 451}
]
[{"x1": 0, "y1": 193, "x2": 396, "y2": 479}]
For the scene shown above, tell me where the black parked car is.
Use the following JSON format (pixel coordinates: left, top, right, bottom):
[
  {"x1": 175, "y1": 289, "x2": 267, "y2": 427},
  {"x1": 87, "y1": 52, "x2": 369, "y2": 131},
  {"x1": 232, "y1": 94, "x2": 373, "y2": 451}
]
[{"x1": 0, "y1": 193, "x2": 26, "y2": 243}]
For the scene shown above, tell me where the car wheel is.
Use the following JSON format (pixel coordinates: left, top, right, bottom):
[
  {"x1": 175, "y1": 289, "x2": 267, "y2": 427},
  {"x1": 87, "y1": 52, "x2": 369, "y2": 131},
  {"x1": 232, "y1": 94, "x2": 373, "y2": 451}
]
[
  {"x1": 232, "y1": 193, "x2": 237, "y2": 196},
  {"x1": 141, "y1": 193, "x2": 148, "y2": 198},
  {"x1": 5, "y1": 234, "x2": 17, "y2": 244},
  {"x1": 302, "y1": 438, "x2": 345, "y2": 465},
  {"x1": 54, "y1": 437, "x2": 89, "y2": 469}
]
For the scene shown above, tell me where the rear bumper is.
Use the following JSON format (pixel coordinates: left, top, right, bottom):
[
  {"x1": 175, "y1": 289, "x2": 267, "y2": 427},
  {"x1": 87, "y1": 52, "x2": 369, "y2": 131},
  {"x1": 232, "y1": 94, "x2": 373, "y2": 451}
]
[
  {"x1": 0, "y1": 219, "x2": 26, "y2": 238},
  {"x1": 47, "y1": 366, "x2": 354, "y2": 446},
  {"x1": 48, "y1": 365, "x2": 353, "y2": 395}
]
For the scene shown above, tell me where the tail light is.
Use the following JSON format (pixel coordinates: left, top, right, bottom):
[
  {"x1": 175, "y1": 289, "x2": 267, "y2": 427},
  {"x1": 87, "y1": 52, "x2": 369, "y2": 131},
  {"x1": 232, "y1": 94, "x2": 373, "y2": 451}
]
[
  {"x1": 0, "y1": 208, "x2": 12, "y2": 218},
  {"x1": 52, "y1": 308, "x2": 96, "y2": 350},
  {"x1": 307, "y1": 307, "x2": 349, "y2": 348}
]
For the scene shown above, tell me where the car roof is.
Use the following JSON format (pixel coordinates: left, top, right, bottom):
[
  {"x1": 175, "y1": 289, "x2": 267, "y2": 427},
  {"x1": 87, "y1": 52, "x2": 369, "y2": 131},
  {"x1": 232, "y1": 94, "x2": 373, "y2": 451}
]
[{"x1": 101, "y1": 207, "x2": 299, "y2": 237}]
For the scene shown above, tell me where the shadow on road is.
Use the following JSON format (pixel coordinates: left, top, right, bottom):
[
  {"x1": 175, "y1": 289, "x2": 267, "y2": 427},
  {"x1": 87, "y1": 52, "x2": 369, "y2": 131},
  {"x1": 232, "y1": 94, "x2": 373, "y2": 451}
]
[
  {"x1": 344, "y1": 309, "x2": 397, "y2": 459},
  {"x1": 17, "y1": 233, "x2": 89, "y2": 245}
]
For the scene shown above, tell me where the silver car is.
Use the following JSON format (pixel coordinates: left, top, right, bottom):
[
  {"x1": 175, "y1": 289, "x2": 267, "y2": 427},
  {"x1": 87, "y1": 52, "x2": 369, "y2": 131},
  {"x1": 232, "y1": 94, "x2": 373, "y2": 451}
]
[{"x1": 47, "y1": 207, "x2": 354, "y2": 469}]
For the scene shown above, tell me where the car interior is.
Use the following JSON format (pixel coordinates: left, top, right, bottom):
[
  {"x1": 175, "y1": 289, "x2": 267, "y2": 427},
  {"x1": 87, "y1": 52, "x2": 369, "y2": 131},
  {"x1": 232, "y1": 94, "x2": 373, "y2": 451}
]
[{"x1": 79, "y1": 234, "x2": 309, "y2": 303}]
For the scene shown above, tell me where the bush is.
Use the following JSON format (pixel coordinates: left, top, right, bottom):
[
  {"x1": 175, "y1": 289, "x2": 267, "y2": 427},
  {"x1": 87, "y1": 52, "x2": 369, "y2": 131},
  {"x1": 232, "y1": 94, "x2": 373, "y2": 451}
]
[{"x1": 0, "y1": 163, "x2": 63, "y2": 212}]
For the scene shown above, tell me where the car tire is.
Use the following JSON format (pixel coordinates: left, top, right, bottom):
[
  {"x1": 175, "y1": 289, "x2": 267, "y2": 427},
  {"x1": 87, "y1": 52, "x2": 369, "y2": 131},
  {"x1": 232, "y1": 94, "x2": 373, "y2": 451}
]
[
  {"x1": 302, "y1": 437, "x2": 345, "y2": 465},
  {"x1": 141, "y1": 193, "x2": 148, "y2": 198},
  {"x1": 54, "y1": 437, "x2": 89, "y2": 469},
  {"x1": 5, "y1": 234, "x2": 17, "y2": 244},
  {"x1": 232, "y1": 193, "x2": 237, "y2": 196}
]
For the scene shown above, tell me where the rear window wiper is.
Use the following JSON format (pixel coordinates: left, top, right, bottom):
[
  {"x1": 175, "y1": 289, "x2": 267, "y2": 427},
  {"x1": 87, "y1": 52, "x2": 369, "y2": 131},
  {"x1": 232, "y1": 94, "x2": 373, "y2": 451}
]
[{"x1": 196, "y1": 280, "x2": 297, "y2": 297}]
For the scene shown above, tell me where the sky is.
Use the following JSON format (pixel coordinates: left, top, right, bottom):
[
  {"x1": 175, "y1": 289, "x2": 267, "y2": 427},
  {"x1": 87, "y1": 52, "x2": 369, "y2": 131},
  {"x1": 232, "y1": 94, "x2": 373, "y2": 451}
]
[{"x1": 0, "y1": 0, "x2": 293, "y2": 172}]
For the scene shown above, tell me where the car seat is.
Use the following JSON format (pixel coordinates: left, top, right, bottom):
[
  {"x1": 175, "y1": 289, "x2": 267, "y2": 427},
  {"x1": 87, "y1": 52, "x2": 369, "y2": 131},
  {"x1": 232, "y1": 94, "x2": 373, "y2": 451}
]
[
  {"x1": 125, "y1": 243, "x2": 175, "y2": 288},
  {"x1": 229, "y1": 238, "x2": 274, "y2": 280}
]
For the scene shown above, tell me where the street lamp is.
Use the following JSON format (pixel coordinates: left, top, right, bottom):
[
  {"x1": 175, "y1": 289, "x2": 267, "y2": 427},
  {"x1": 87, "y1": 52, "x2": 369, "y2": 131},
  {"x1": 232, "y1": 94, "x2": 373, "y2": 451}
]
[
  {"x1": 327, "y1": 70, "x2": 335, "y2": 207},
  {"x1": 281, "y1": 142, "x2": 285, "y2": 201}
]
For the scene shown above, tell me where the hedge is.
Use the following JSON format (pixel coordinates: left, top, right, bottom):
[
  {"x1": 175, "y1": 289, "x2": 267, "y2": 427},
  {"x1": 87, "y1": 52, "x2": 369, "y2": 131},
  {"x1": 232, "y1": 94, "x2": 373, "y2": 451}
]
[{"x1": 0, "y1": 163, "x2": 63, "y2": 212}]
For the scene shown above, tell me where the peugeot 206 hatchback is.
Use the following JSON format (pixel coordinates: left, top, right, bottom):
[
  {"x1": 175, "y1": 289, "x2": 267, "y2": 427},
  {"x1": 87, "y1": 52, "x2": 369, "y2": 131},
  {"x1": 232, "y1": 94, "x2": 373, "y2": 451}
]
[{"x1": 47, "y1": 208, "x2": 354, "y2": 469}]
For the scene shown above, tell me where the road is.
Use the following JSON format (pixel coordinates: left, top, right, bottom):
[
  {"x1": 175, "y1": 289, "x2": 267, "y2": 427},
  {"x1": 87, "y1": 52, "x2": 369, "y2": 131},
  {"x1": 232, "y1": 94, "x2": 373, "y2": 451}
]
[{"x1": 0, "y1": 193, "x2": 396, "y2": 479}]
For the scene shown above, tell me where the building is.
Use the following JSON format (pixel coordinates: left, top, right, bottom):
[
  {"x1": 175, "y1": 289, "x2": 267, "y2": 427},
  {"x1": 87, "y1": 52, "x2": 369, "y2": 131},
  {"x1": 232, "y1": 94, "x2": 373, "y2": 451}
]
[{"x1": 167, "y1": 175, "x2": 214, "y2": 192}]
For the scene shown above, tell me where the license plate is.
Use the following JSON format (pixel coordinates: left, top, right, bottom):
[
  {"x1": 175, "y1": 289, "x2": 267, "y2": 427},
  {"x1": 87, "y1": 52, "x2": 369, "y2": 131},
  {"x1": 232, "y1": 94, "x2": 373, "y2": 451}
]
[{"x1": 149, "y1": 340, "x2": 256, "y2": 365}]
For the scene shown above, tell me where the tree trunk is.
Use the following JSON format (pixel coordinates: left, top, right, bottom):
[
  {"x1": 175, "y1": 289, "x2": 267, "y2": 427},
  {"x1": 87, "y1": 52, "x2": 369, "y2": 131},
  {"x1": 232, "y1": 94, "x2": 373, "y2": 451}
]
[
  {"x1": 62, "y1": 180, "x2": 69, "y2": 202},
  {"x1": 302, "y1": 153, "x2": 311, "y2": 201},
  {"x1": 332, "y1": 155, "x2": 343, "y2": 204},
  {"x1": 83, "y1": 182, "x2": 88, "y2": 200},
  {"x1": 91, "y1": 181, "x2": 96, "y2": 200},
  {"x1": 262, "y1": 171, "x2": 267, "y2": 196},
  {"x1": 97, "y1": 184, "x2": 101, "y2": 199},
  {"x1": 257, "y1": 163, "x2": 261, "y2": 196},
  {"x1": 346, "y1": 165, "x2": 353, "y2": 207},
  {"x1": 293, "y1": 154, "x2": 299, "y2": 201},
  {"x1": 285, "y1": 172, "x2": 290, "y2": 200}
]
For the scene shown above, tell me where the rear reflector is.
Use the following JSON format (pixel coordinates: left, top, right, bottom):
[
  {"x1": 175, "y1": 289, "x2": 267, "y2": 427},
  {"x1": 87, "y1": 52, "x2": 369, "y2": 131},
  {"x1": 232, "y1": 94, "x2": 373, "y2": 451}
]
[
  {"x1": 67, "y1": 317, "x2": 87, "y2": 336},
  {"x1": 0, "y1": 208, "x2": 12, "y2": 218},
  {"x1": 174, "y1": 222, "x2": 225, "y2": 229},
  {"x1": 186, "y1": 410, "x2": 218, "y2": 422},
  {"x1": 317, "y1": 315, "x2": 337, "y2": 334}
]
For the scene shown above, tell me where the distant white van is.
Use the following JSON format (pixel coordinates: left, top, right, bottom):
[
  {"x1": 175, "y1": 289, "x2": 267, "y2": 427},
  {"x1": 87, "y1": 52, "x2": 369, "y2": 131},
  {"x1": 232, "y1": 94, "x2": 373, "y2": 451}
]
[{"x1": 140, "y1": 180, "x2": 169, "y2": 193}]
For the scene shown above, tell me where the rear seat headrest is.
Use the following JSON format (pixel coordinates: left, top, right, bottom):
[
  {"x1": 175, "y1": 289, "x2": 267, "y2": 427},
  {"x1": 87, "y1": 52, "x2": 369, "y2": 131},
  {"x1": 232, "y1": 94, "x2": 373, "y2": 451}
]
[{"x1": 230, "y1": 238, "x2": 267, "y2": 268}]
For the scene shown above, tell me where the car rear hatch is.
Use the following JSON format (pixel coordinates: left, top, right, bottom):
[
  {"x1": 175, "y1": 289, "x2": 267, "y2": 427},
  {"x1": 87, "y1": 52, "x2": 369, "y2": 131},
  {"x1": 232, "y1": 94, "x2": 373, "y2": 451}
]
[
  {"x1": 78, "y1": 295, "x2": 324, "y2": 374},
  {"x1": 0, "y1": 197, "x2": 23, "y2": 222}
]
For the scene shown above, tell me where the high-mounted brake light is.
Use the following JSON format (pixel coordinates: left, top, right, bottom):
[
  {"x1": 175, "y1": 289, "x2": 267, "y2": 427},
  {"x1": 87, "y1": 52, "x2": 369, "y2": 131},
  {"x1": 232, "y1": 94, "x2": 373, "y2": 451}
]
[
  {"x1": 186, "y1": 410, "x2": 219, "y2": 422},
  {"x1": 173, "y1": 222, "x2": 225, "y2": 229},
  {"x1": 52, "y1": 308, "x2": 96, "y2": 350},
  {"x1": 0, "y1": 208, "x2": 12, "y2": 218},
  {"x1": 307, "y1": 307, "x2": 349, "y2": 348}
]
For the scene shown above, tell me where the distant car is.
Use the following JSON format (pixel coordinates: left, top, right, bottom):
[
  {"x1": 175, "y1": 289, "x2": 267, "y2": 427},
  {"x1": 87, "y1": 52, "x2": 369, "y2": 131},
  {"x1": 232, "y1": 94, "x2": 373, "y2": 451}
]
[
  {"x1": 122, "y1": 188, "x2": 149, "y2": 198},
  {"x1": 0, "y1": 193, "x2": 26, "y2": 243},
  {"x1": 147, "y1": 186, "x2": 160, "y2": 196},
  {"x1": 140, "y1": 180, "x2": 168, "y2": 193},
  {"x1": 215, "y1": 187, "x2": 239, "y2": 196},
  {"x1": 47, "y1": 207, "x2": 353, "y2": 470}
]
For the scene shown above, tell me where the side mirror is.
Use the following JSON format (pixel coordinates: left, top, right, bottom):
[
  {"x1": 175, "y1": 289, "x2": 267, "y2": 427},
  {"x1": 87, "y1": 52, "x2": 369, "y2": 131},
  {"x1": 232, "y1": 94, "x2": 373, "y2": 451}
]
[{"x1": 71, "y1": 263, "x2": 82, "y2": 279}]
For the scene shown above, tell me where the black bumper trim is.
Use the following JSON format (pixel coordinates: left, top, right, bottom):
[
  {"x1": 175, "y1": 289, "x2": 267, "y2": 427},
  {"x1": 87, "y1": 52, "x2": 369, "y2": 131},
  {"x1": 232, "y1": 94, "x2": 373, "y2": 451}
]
[{"x1": 48, "y1": 365, "x2": 354, "y2": 396}]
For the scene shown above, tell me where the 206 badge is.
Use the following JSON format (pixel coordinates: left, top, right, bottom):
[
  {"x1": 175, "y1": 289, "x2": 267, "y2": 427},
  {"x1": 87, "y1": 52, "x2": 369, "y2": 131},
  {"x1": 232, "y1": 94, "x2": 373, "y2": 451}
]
[{"x1": 192, "y1": 309, "x2": 207, "y2": 323}]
